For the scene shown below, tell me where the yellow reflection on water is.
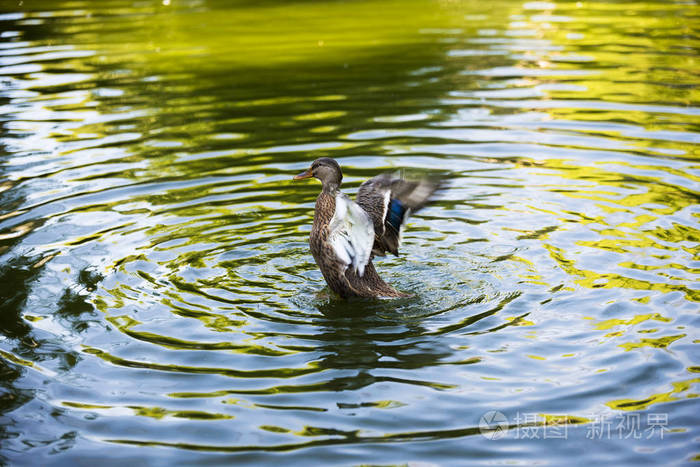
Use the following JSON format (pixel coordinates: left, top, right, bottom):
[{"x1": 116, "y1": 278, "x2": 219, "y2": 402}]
[
  {"x1": 595, "y1": 313, "x2": 671, "y2": 331},
  {"x1": 607, "y1": 377, "x2": 700, "y2": 411},
  {"x1": 619, "y1": 334, "x2": 686, "y2": 351}
]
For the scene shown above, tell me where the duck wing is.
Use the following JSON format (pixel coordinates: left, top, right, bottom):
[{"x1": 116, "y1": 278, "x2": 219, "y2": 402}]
[
  {"x1": 356, "y1": 173, "x2": 441, "y2": 257},
  {"x1": 328, "y1": 192, "x2": 375, "y2": 277}
]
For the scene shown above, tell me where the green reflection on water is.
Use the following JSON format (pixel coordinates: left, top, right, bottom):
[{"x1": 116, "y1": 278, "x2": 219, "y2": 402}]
[{"x1": 62, "y1": 401, "x2": 234, "y2": 420}]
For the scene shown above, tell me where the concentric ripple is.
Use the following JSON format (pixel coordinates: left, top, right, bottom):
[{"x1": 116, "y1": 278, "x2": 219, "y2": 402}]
[{"x1": 0, "y1": 0, "x2": 698, "y2": 465}]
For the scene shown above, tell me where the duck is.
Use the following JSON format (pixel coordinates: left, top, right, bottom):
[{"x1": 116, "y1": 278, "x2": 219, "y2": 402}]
[{"x1": 293, "y1": 157, "x2": 441, "y2": 298}]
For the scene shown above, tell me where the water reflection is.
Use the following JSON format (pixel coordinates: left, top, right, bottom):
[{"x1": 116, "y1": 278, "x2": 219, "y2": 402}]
[{"x1": 0, "y1": 0, "x2": 698, "y2": 464}]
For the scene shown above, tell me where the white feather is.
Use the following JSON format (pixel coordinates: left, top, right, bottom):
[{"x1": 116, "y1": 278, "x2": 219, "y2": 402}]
[
  {"x1": 329, "y1": 193, "x2": 374, "y2": 276},
  {"x1": 380, "y1": 189, "x2": 391, "y2": 235}
]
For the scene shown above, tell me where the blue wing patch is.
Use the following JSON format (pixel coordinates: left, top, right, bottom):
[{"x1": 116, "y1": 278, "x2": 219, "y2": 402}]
[{"x1": 387, "y1": 199, "x2": 407, "y2": 232}]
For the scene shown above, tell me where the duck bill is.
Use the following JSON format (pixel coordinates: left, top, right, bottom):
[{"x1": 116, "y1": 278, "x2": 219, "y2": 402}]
[{"x1": 293, "y1": 169, "x2": 313, "y2": 180}]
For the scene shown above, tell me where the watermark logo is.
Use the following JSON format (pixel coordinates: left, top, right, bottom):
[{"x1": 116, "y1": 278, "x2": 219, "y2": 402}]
[
  {"x1": 478, "y1": 411, "x2": 669, "y2": 440},
  {"x1": 586, "y1": 412, "x2": 668, "y2": 440},
  {"x1": 479, "y1": 410, "x2": 508, "y2": 440}
]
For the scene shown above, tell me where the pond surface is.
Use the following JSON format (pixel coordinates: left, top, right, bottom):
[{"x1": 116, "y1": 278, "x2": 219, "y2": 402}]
[{"x1": 1, "y1": 0, "x2": 699, "y2": 464}]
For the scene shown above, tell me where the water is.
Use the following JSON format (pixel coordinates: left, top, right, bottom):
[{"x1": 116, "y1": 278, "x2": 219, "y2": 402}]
[{"x1": 1, "y1": 0, "x2": 698, "y2": 464}]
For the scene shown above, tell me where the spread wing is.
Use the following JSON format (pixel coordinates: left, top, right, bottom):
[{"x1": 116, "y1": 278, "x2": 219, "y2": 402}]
[
  {"x1": 357, "y1": 173, "x2": 441, "y2": 257},
  {"x1": 328, "y1": 192, "x2": 374, "y2": 276}
]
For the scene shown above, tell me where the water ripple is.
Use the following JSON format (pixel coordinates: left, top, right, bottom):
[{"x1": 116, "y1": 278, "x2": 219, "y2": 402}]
[{"x1": 1, "y1": 0, "x2": 698, "y2": 465}]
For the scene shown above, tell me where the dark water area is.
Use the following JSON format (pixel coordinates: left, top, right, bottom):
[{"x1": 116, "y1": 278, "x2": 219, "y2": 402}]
[{"x1": 0, "y1": 0, "x2": 699, "y2": 465}]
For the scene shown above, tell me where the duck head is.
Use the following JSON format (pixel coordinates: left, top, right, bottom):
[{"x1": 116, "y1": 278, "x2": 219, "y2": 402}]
[{"x1": 293, "y1": 157, "x2": 343, "y2": 191}]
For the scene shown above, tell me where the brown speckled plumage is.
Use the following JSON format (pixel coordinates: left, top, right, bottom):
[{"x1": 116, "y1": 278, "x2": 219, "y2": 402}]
[
  {"x1": 309, "y1": 190, "x2": 404, "y2": 298},
  {"x1": 294, "y1": 157, "x2": 440, "y2": 299}
]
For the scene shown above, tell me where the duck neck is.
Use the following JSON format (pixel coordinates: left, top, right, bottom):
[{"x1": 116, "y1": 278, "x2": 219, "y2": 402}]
[
  {"x1": 321, "y1": 181, "x2": 340, "y2": 194},
  {"x1": 313, "y1": 188, "x2": 337, "y2": 231}
]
